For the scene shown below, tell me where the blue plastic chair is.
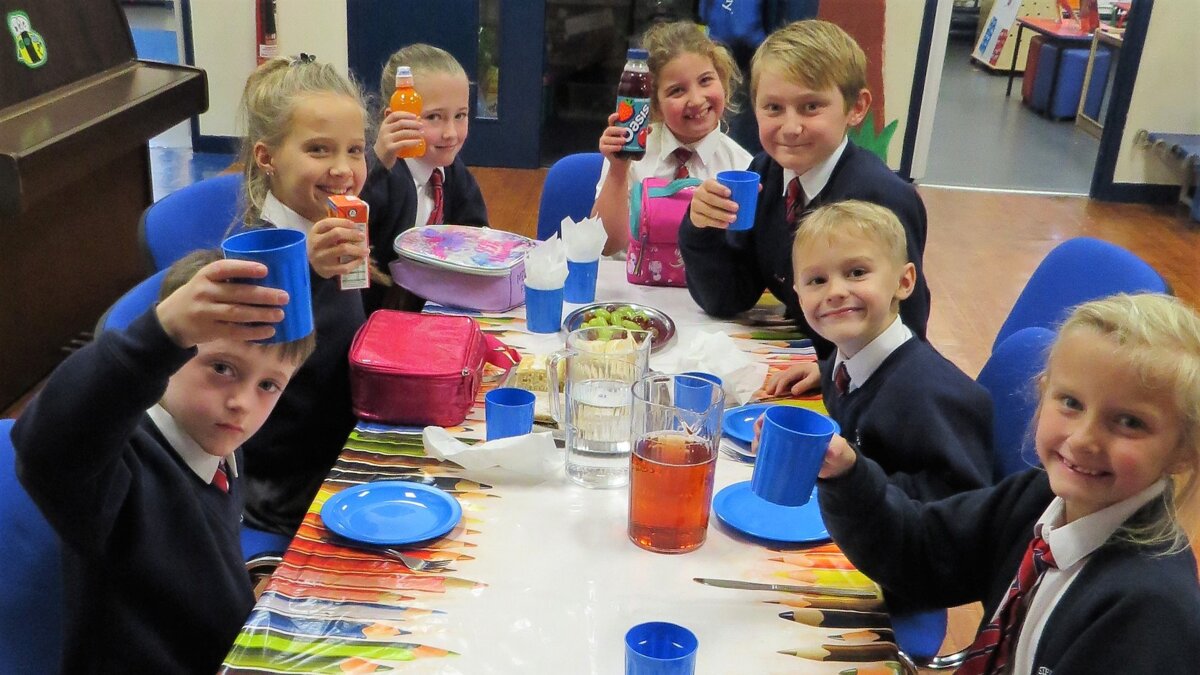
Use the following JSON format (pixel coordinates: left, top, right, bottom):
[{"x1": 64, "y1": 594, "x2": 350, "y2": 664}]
[
  {"x1": 0, "y1": 418, "x2": 63, "y2": 674},
  {"x1": 535, "y1": 152, "x2": 604, "y2": 240},
  {"x1": 993, "y1": 237, "x2": 1168, "y2": 351},
  {"x1": 138, "y1": 173, "x2": 244, "y2": 272},
  {"x1": 978, "y1": 326, "x2": 1057, "y2": 481},
  {"x1": 894, "y1": 326, "x2": 1058, "y2": 669},
  {"x1": 95, "y1": 269, "x2": 170, "y2": 334}
]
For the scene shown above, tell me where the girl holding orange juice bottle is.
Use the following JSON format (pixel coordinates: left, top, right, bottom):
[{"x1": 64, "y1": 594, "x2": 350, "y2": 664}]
[{"x1": 360, "y1": 43, "x2": 489, "y2": 313}]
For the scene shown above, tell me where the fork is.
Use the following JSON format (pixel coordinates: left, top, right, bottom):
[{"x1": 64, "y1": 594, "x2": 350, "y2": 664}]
[
  {"x1": 322, "y1": 535, "x2": 454, "y2": 573},
  {"x1": 385, "y1": 551, "x2": 453, "y2": 573}
]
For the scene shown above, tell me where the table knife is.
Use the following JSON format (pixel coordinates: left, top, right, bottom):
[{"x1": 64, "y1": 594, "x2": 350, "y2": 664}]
[{"x1": 693, "y1": 577, "x2": 878, "y2": 599}]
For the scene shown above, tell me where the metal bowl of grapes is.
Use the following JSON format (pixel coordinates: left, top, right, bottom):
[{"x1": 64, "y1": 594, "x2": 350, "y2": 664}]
[{"x1": 562, "y1": 302, "x2": 676, "y2": 352}]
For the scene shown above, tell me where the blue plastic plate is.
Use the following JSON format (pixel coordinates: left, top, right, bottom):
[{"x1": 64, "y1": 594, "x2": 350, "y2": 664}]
[
  {"x1": 320, "y1": 481, "x2": 462, "y2": 546},
  {"x1": 722, "y1": 403, "x2": 778, "y2": 444},
  {"x1": 712, "y1": 481, "x2": 829, "y2": 544}
]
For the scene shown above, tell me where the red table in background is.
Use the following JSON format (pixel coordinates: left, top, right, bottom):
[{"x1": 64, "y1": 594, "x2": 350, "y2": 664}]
[{"x1": 1005, "y1": 17, "x2": 1095, "y2": 99}]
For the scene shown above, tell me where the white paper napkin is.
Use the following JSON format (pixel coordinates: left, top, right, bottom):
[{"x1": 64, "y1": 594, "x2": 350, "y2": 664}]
[
  {"x1": 423, "y1": 426, "x2": 563, "y2": 478},
  {"x1": 659, "y1": 331, "x2": 769, "y2": 405},
  {"x1": 560, "y1": 215, "x2": 607, "y2": 263},
  {"x1": 523, "y1": 235, "x2": 569, "y2": 290}
]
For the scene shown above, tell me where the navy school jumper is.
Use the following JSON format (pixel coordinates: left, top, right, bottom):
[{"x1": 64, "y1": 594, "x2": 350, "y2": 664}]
[
  {"x1": 819, "y1": 459, "x2": 1200, "y2": 674},
  {"x1": 679, "y1": 140, "x2": 929, "y2": 360},
  {"x1": 820, "y1": 338, "x2": 994, "y2": 501},
  {"x1": 13, "y1": 310, "x2": 254, "y2": 674}
]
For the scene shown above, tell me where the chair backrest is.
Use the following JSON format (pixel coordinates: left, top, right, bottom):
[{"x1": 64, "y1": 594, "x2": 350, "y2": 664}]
[
  {"x1": 978, "y1": 326, "x2": 1057, "y2": 481},
  {"x1": 535, "y1": 152, "x2": 604, "y2": 240},
  {"x1": 138, "y1": 173, "x2": 244, "y2": 272},
  {"x1": 0, "y1": 419, "x2": 63, "y2": 674},
  {"x1": 993, "y1": 237, "x2": 1168, "y2": 351},
  {"x1": 95, "y1": 268, "x2": 170, "y2": 334}
]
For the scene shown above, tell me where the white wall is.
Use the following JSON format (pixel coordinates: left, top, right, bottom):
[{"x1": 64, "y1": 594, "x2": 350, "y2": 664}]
[
  {"x1": 1112, "y1": 1, "x2": 1200, "y2": 185},
  {"x1": 883, "y1": 2, "x2": 930, "y2": 168},
  {"x1": 189, "y1": 0, "x2": 348, "y2": 138}
]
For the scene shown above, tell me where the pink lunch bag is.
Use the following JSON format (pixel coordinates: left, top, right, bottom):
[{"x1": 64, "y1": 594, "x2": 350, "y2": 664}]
[{"x1": 626, "y1": 177, "x2": 700, "y2": 287}]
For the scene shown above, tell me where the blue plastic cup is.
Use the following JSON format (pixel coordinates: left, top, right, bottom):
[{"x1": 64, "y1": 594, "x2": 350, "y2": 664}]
[
  {"x1": 525, "y1": 285, "x2": 564, "y2": 334},
  {"x1": 564, "y1": 259, "x2": 599, "y2": 303},
  {"x1": 625, "y1": 622, "x2": 697, "y2": 675},
  {"x1": 716, "y1": 170, "x2": 760, "y2": 231},
  {"x1": 673, "y1": 372, "x2": 722, "y2": 415},
  {"x1": 751, "y1": 406, "x2": 840, "y2": 506},
  {"x1": 485, "y1": 387, "x2": 536, "y2": 441},
  {"x1": 221, "y1": 228, "x2": 313, "y2": 343}
]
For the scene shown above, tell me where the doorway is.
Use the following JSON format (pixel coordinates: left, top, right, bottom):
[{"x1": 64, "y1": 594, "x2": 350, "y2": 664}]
[{"x1": 921, "y1": 1, "x2": 1109, "y2": 194}]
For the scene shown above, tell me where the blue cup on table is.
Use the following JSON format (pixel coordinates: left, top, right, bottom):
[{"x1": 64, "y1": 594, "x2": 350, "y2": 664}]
[
  {"x1": 221, "y1": 228, "x2": 313, "y2": 343},
  {"x1": 564, "y1": 259, "x2": 599, "y2": 303},
  {"x1": 716, "y1": 170, "x2": 760, "y2": 231},
  {"x1": 524, "y1": 284, "x2": 564, "y2": 333},
  {"x1": 751, "y1": 406, "x2": 840, "y2": 506},
  {"x1": 673, "y1": 372, "x2": 722, "y2": 415},
  {"x1": 626, "y1": 621, "x2": 698, "y2": 675},
  {"x1": 485, "y1": 387, "x2": 536, "y2": 441}
]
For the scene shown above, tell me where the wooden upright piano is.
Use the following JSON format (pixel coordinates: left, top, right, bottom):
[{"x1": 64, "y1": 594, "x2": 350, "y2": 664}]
[{"x1": 0, "y1": 0, "x2": 206, "y2": 408}]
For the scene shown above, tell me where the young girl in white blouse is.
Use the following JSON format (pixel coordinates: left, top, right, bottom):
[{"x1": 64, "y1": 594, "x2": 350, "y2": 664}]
[{"x1": 593, "y1": 20, "x2": 751, "y2": 256}]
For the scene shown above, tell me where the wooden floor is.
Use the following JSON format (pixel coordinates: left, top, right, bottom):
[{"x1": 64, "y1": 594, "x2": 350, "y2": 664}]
[{"x1": 6, "y1": 166, "x2": 1198, "y2": 662}]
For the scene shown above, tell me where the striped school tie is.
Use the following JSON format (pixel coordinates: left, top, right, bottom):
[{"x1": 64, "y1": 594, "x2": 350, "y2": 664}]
[
  {"x1": 211, "y1": 459, "x2": 230, "y2": 493},
  {"x1": 671, "y1": 148, "x2": 693, "y2": 179},
  {"x1": 834, "y1": 362, "x2": 851, "y2": 396},
  {"x1": 785, "y1": 176, "x2": 806, "y2": 228},
  {"x1": 957, "y1": 536, "x2": 1057, "y2": 675},
  {"x1": 426, "y1": 168, "x2": 444, "y2": 225}
]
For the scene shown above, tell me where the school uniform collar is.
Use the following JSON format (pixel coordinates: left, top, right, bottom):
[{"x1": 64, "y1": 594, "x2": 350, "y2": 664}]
[
  {"x1": 146, "y1": 404, "x2": 239, "y2": 483},
  {"x1": 781, "y1": 134, "x2": 849, "y2": 206},
  {"x1": 404, "y1": 157, "x2": 443, "y2": 188},
  {"x1": 833, "y1": 315, "x2": 912, "y2": 393},
  {"x1": 1035, "y1": 479, "x2": 1168, "y2": 571},
  {"x1": 656, "y1": 125, "x2": 721, "y2": 174},
  {"x1": 260, "y1": 192, "x2": 315, "y2": 234}
]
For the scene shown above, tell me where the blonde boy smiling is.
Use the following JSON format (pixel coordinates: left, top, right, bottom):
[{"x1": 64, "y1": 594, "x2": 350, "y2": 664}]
[{"x1": 764, "y1": 201, "x2": 992, "y2": 501}]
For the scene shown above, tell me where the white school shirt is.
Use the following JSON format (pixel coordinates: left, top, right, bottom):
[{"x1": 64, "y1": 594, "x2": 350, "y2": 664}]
[
  {"x1": 1011, "y1": 479, "x2": 1168, "y2": 675},
  {"x1": 405, "y1": 157, "x2": 443, "y2": 226},
  {"x1": 146, "y1": 404, "x2": 239, "y2": 484},
  {"x1": 593, "y1": 124, "x2": 752, "y2": 199},
  {"x1": 780, "y1": 135, "x2": 848, "y2": 206},
  {"x1": 832, "y1": 315, "x2": 913, "y2": 394},
  {"x1": 260, "y1": 191, "x2": 316, "y2": 234}
]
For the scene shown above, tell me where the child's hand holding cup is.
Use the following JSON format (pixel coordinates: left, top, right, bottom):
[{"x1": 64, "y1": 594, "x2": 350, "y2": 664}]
[{"x1": 749, "y1": 406, "x2": 840, "y2": 506}]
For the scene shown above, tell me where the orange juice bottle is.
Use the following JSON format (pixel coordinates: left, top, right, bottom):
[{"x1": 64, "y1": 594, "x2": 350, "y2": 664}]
[{"x1": 389, "y1": 66, "x2": 425, "y2": 159}]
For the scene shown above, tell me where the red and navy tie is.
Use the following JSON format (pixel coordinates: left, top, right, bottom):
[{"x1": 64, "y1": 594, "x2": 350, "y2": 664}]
[
  {"x1": 785, "y1": 176, "x2": 806, "y2": 228},
  {"x1": 834, "y1": 362, "x2": 851, "y2": 396},
  {"x1": 212, "y1": 460, "x2": 230, "y2": 493},
  {"x1": 426, "y1": 168, "x2": 444, "y2": 225},
  {"x1": 671, "y1": 148, "x2": 693, "y2": 180},
  {"x1": 958, "y1": 536, "x2": 1057, "y2": 675}
]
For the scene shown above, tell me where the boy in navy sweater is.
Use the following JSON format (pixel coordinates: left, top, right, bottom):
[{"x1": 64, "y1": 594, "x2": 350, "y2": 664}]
[
  {"x1": 13, "y1": 251, "x2": 315, "y2": 673},
  {"x1": 361, "y1": 43, "x2": 489, "y2": 313},
  {"x1": 762, "y1": 201, "x2": 991, "y2": 500},
  {"x1": 681, "y1": 20, "x2": 929, "y2": 359}
]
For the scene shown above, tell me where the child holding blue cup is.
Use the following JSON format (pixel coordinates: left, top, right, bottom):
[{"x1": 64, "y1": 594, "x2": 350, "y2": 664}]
[{"x1": 221, "y1": 228, "x2": 314, "y2": 343}]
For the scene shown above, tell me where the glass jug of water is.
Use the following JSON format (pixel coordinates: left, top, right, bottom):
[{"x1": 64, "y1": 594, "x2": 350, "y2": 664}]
[{"x1": 547, "y1": 327, "x2": 651, "y2": 488}]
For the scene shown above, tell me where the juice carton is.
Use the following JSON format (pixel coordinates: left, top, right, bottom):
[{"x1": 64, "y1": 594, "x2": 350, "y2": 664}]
[{"x1": 326, "y1": 195, "x2": 370, "y2": 291}]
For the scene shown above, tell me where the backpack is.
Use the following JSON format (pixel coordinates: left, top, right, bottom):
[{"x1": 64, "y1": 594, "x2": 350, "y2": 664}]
[{"x1": 626, "y1": 177, "x2": 700, "y2": 287}]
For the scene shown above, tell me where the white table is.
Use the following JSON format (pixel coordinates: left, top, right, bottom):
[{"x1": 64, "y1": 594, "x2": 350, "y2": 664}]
[{"x1": 220, "y1": 262, "x2": 891, "y2": 675}]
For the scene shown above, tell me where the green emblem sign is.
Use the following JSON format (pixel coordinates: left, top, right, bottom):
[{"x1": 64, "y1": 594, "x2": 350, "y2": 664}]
[{"x1": 8, "y1": 11, "x2": 46, "y2": 69}]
